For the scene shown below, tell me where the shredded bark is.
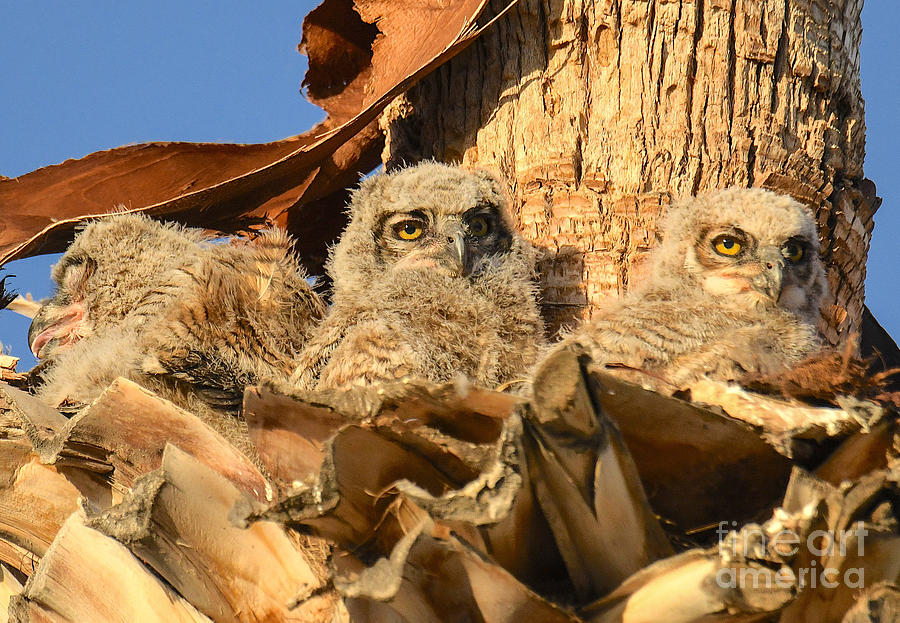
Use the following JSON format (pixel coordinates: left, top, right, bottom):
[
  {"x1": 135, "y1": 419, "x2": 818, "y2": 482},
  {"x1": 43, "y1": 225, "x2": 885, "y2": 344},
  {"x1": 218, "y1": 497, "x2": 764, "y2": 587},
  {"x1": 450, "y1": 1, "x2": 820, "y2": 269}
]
[{"x1": 744, "y1": 337, "x2": 900, "y2": 407}]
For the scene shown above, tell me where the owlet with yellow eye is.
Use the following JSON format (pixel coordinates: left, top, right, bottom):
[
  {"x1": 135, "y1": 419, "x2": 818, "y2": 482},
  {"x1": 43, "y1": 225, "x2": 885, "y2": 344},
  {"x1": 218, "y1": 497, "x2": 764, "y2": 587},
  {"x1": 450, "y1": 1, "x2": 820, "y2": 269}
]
[
  {"x1": 547, "y1": 187, "x2": 827, "y2": 389},
  {"x1": 291, "y1": 162, "x2": 546, "y2": 391}
]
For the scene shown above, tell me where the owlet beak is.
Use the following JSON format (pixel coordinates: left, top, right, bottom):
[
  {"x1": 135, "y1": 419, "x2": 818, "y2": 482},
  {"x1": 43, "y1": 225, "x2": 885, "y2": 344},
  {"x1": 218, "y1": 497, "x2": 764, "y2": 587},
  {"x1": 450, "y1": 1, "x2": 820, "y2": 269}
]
[
  {"x1": 442, "y1": 225, "x2": 469, "y2": 276},
  {"x1": 28, "y1": 302, "x2": 86, "y2": 359},
  {"x1": 749, "y1": 247, "x2": 785, "y2": 302}
]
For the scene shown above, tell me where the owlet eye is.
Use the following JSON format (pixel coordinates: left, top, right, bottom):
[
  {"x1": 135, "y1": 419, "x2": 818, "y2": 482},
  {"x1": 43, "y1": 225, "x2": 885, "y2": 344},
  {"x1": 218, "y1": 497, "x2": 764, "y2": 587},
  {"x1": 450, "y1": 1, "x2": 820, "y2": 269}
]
[
  {"x1": 60, "y1": 256, "x2": 97, "y2": 292},
  {"x1": 713, "y1": 235, "x2": 742, "y2": 257},
  {"x1": 396, "y1": 221, "x2": 424, "y2": 241},
  {"x1": 782, "y1": 241, "x2": 804, "y2": 263},
  {"x1": 468, "y1": 216, "x2": 491, "y2": 237}
]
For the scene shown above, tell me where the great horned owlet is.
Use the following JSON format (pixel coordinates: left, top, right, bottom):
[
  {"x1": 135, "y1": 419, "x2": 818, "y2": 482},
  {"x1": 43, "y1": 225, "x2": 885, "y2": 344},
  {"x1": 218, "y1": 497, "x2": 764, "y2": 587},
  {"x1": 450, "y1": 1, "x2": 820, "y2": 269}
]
[
  {"x1": 291, "y1": 162, "x2": 546, "y2": 391},
  {"x1": 554, "y1": 187, "x2": 827, "y2": 389},
  {"x1": 29, "y1": 214, "x2": 325, "y2": 422}
]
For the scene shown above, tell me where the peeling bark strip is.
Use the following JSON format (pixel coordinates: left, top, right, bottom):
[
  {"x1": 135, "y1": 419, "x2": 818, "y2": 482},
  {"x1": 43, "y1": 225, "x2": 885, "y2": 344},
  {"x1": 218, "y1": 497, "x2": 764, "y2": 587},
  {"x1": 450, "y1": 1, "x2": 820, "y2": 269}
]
[
  {"x1": 0, "y1": 1, "x2": 516, "y2": 273},
  {"x1": 1, "y1": 351, "x2": 899, "y2": 619},
  {"x1": 10, "y1": 512, "x2": 212, "y2": 623},
  {"x1": 86, "y1": 445, "x2": 332, "y2": 623},
  {"x1": 385, "y1": 0, "x2": 876, "y2": 344}
]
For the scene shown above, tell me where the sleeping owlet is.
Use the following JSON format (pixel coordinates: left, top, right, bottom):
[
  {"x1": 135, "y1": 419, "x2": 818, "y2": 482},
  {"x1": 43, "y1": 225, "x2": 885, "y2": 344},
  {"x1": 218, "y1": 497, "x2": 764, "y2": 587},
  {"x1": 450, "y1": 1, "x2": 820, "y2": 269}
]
[
  {"x1": 291, "y1": 162, "x2": 546, "y2": 391},
  {"x1": 29, "y1": 214, "x2": 325, "y2": 424},
  {"x1": 551, "y1": 187, "x2": 827, "y2": 389}
]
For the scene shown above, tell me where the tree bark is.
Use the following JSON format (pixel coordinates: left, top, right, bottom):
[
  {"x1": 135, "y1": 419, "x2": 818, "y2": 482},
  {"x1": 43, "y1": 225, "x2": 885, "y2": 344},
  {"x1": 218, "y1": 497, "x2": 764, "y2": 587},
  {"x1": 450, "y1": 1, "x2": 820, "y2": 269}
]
[{"x1": 382, "y1": 0, "x2": 876, "y2": 344}]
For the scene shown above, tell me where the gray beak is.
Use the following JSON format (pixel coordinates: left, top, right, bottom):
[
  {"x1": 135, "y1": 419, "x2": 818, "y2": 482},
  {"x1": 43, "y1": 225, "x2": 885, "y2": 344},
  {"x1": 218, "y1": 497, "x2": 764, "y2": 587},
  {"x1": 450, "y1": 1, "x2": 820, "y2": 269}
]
[
  {"x1": 440, "y1": 223, "x2": 469, "y2": 276},
  {"x1": 449, "y1": 230, "x2": 468, "y2": 276},
  {"x1": 27, "y1": 306, "x2": 47, "y2": 356},
  {"x1": 750, "y1": 247, "x2": 785, "y2": 301}
]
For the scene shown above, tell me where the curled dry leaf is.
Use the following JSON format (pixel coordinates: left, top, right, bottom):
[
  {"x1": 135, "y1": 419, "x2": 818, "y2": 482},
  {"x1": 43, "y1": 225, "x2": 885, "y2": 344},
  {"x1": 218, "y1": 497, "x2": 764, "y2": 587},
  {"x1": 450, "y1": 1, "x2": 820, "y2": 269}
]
[
  {"x1": 777, "y1": 466, "x2": 900, "y2": 622},
  {"x1": 526, "y1": 349, "x2": 672, "y2": 601},
  {"x1": 0, "y1": 357, "x2": 23, "y2": 385},
  {"x1": 814, "y1": 418, "x2": 899, "y2": 486},
  {"x1": 0, "y1": 384, "x2": 78, "y2": 577},
  {"x1": 335, "y1": 512, "x2": 583, "y2": 623},
  {"x1": 241, "y1": 390, "x2": 525, "y2": 551},
  {"x1": 243, "y1": 378, "x2": 519, "y2": 485},
  {"x1": 237, "y1": 379, "x2": 577, "y2": 605},
  {"x1": 582, "y1": 465, "x2": 900, "y2": 622},
  {"x1": 0, "y1": 0, "x2": 516, "y2": 274},
  {"x1": 582, "y1": 367, "x2": 793, "y2": 537},
  {"x1": 687, "y1": 378, "x2": 884, "y2": 455}
]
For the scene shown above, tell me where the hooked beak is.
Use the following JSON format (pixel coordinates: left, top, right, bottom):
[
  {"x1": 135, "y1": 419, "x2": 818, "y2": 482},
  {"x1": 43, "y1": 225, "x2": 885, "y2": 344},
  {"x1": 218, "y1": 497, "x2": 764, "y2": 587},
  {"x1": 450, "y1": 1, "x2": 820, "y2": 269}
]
[
  {"x1": 443, "y1": 226, "x2": 469, "y2": 276},
  {"x1": 28, "y1": 302, "x2": 86, "y2": 359},
  {"x1": 749, "y1": 247, "x2": 785, "y2": 302}
]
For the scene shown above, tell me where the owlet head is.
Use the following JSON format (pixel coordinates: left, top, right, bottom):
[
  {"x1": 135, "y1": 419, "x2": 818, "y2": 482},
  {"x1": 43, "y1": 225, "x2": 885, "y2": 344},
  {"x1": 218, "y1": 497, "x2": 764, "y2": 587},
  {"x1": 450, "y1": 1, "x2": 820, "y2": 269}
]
[
  {"x1": 28, "y1": 213, "x2": 205, "y2": 359},
  {"x1": 329, "y1": 162, "x2": 516, "y2": 293},
  {"x1": 653, "y1": 187, "x2": 827, "y2": 323}
]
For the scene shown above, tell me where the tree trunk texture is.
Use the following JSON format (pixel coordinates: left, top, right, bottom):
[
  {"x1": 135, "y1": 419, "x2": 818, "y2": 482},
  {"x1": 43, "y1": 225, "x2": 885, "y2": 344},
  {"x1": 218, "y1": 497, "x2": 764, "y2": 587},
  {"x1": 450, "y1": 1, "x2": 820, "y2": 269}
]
[{"x1": 381, "y1": 0, "x2": 876, "y2": 344}]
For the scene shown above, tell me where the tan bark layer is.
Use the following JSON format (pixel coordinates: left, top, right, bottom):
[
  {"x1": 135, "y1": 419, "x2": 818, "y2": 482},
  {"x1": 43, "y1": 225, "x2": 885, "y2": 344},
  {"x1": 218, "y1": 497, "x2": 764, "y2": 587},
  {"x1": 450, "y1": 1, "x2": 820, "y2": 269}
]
[
  {"x1": 88, "y1": 445, "x2": 334, "y2": 623},
  {"x1": 10, "y1": 512, "x2": 211, "y2": 623},
  {"x1": 384, "y1": 0, "x2": 875, "y2": 344}
]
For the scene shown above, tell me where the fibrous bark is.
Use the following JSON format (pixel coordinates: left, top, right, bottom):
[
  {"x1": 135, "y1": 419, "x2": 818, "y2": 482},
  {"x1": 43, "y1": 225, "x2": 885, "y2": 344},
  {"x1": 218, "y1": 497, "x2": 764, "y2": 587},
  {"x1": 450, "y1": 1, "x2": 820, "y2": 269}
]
[
  {"x1": 9, "y1": 512, "x2": 212, "y2": 623},
  {"x1": 87, "y1": 445, "x2": 334, "y2": 623},
  {"x1": 44, "y1": 378, "x2": 270, "y2": 504},
  {"x1": 384, "y1": 0, "x2": 876, "y2": 344}
]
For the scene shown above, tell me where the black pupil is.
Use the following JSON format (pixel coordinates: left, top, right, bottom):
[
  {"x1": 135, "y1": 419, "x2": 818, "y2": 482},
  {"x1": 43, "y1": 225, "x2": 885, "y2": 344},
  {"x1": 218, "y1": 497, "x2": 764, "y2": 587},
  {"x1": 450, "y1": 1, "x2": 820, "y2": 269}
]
[
  {"x1": 721, "y1": 238, "x2": 734, "y2": 249},
  {"x1": 404, "y1": 223, "x2": 418, "y2": 235}
]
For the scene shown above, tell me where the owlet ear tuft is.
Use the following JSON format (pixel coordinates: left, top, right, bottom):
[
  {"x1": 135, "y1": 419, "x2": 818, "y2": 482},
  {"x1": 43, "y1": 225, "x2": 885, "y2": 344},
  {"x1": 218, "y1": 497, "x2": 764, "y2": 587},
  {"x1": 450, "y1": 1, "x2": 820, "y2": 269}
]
[
  {"x1": 60, "y1": 258, "x2": 98, "y2": 298},
  {"x1": 247, "y1": 229, "x2": 294, "y2": 300}
]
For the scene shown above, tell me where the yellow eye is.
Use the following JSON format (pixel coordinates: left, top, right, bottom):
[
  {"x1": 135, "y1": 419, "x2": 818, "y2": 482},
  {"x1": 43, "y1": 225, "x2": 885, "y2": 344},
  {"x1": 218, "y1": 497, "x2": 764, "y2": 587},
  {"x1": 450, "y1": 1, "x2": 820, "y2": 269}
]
[
  {"x1": 713, "y1": 236, "x2": 742, "y2": 256},
  {"x1": 396, "y1": 221, "x2": 424, "y2": 240},
  {"x1": 782, "y1": 242, "x2": 804, "y2": 263},
  {"x1": 468, "y1": 216, "x2": 490, "y2": 237}
]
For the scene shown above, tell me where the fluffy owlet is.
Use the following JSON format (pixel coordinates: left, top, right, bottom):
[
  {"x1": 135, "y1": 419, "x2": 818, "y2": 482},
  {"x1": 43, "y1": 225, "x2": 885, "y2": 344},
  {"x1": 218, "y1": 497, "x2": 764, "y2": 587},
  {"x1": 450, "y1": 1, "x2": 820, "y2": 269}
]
[
  {"x1": 28, "y1": 214, "x2": 206, "y2": 362},
  {"x1": 291, "y1": 162, "x2": 546, "y2": 391},
  {"x1": 29, "y1": 214, "x2": 325, "y2": 426},
  {"x1": 553, "y1": 187, "x2": 827, "y2": 389}
]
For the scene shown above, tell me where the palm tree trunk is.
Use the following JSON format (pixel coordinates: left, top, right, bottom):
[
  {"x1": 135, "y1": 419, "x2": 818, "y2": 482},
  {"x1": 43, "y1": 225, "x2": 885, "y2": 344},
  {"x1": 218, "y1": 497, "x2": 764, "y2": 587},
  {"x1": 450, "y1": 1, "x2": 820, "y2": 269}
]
[{"x1": 381, "y1": 0, "x2": 876, "y2": 344}]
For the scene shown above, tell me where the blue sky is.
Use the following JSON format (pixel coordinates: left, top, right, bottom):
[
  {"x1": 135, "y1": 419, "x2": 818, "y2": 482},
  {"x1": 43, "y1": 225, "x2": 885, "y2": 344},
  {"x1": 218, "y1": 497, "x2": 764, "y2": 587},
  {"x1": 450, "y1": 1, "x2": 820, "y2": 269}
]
[{"x1": 1, "y1": 2, "x2": 898, "y2": 368}]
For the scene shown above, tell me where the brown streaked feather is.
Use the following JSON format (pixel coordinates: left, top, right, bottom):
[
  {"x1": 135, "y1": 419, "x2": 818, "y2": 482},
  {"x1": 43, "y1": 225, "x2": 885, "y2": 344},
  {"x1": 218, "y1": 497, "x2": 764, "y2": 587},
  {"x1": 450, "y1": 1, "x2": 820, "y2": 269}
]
[
  {"x1": 316, "y1": 321, "x2": 416, "y2": 389},
  {"x1": 32, "y1": 216, "x2": 325, "y2": 424}
]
